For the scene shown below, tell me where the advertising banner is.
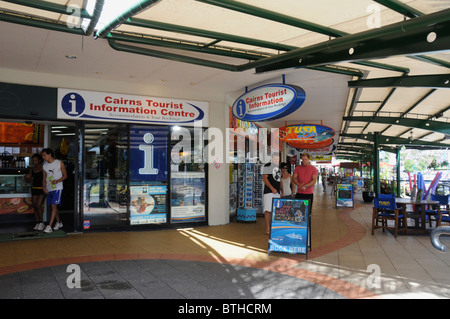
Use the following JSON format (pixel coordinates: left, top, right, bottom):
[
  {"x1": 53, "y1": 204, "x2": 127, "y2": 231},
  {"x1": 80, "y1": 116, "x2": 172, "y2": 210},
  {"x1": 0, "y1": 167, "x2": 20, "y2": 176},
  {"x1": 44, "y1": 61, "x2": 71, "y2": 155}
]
[
  {"x1": 336, "y1": 184, "x2": 354, "y2": 207},
  {"x1": 268, "y1": 198, "x2": 309, "y2": 258},
  {"x1": 130, "y1": 184, "x2": 167, "y2": 225},
  {"x1": 232, "y1": 84, "x2": 305, "y2": 122},
  {"x1": 0, "y1": 195, "x2": 34, "y2": 215},
  {"x1": 57, "y1": 88, "x2": 208, "y2": 126},
  {"x1": 171, "y1": 172, "x2": 205, "y2": 223},
  {"x1": 280, "y1": 124, "x2": 335, "y2": 149},
  {"x1": 129, "y1": 125, "x2": 168, "y2": 182}
]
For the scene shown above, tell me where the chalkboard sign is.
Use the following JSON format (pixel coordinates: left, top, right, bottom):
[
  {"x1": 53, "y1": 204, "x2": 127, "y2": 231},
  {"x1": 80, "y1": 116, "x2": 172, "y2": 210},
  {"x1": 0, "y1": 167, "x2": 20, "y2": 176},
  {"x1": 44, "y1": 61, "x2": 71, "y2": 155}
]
[
  {"x1": 336, "y1": 183, "x2": 353, "y2": 207},
  {"x1": 268, "y1": 198, "x2": 309, "y2": 258}
]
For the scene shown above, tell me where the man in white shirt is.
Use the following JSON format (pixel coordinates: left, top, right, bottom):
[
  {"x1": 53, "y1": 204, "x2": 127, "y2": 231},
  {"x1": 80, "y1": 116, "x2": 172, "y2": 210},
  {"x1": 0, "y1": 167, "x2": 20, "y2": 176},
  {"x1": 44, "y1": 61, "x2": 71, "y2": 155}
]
[{"x1": 42, "y1": 148, "x2": 67, "y2": 233}]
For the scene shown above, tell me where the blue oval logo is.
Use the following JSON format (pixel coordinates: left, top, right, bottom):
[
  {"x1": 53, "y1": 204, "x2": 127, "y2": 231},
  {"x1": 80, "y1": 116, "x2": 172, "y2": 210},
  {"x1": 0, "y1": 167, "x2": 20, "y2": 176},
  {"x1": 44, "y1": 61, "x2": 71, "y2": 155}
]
[{"x1": 232, "y1": 84, "x2": 305, "y2": 122}]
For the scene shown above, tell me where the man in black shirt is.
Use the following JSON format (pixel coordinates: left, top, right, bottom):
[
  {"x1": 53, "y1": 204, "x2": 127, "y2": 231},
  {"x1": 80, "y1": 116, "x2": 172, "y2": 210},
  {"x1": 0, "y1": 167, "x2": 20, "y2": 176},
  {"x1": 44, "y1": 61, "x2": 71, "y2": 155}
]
[{"x1": 262, "y1": 153, "x2": 281, "y2": 234}]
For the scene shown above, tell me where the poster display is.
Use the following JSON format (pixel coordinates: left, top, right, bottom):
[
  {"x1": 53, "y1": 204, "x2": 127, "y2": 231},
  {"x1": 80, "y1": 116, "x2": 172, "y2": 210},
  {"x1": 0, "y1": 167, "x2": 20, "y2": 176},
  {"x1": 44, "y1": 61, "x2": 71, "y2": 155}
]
[
  {"x1": 336, "y1": 184, "x2": 354, "y2": 207},
  {"x1": 130, "y1": 184, "x2": 167, "y2": 225},
  {"x1": 0, "y1": 123, "x2": 40, "y2": 144},
  {"x1": 0, "y1": 194, "x2": 34, "y2": 215},
  {"x1": 268, "y1": 198, "x2": 309, "y2": 258},
  {"x1": 171, "y1": 172, "x2": 205, "y2": 223}
]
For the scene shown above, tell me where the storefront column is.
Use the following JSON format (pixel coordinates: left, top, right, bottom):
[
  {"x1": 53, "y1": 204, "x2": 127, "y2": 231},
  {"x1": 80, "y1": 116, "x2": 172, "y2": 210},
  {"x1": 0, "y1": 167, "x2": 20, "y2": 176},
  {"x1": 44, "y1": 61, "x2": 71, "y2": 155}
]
[{"x1": 207, "y1": 101, "x2": 229, "y2": 226}]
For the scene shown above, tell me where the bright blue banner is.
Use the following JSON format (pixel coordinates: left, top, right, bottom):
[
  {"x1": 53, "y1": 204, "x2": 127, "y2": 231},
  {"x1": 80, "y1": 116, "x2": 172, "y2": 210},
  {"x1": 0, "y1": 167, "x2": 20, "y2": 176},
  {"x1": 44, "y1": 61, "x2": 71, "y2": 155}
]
[
  {"x1": 129, "y1": 125, "x2": 169, "y2": 182},
  {"x1": 336, "y1": 183, "x2": 353, "y2": 207},
  {"x1": 268, "y1": 198, "x2": 309, "y2": 256}
]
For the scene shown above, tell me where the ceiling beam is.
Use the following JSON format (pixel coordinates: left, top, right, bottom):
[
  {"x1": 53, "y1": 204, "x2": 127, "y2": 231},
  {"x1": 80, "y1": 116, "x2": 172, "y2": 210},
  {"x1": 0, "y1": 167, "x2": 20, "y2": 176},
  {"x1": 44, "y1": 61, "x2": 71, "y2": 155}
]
[
  {"x1": 125, "y1": 18, "x2": 295, "y2": 52},
  {"x1": 251, "y1": 9, "x2": 450, "y2": 73},
  {"x1": 107, "y1": 39, "x2": 239, "y2": 71},
  {"x1": 410, "y1": 55, "x2": 450, "y2": 69},
  {"x1": 348, "y1": 74, "x2": 450, "y2": 89},
  {"x1": 107, "y1": 32, "x2": 270, "y2": 60},
  {"x1": 195, "y1": 0, "x2": 347, "y2": 37},
  {"x1": 95, "y1": 0, "x2": 162, "y2": 38},
  {"x1": 195, "y1": 0, "x2": 409, "y2": 74},
  {"x1": 1, "y1": 0, "x2": 90, "y2": 18},
  {"x1": 343, "y1": 116, "x2": 450, "y2": 135},
  {"x1": 373, "y1": 0, "x2": 423, "y2": 18},
  {"x1": 339, "y1": 133, "x2": 450, "y2": 148},
  {"x1": 0, "y1": 9, "x2": 85, "y2": 35}
]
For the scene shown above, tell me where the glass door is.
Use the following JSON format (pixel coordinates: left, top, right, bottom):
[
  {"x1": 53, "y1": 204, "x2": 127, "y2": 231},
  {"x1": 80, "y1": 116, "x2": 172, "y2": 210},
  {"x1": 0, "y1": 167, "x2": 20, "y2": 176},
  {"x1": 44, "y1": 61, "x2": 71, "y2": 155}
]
[
  {"x1": 49, "y1": 123, "x2": 77, "y2": 232},
  {"x1": 82, "y1": 123, "x2": 128, "y2": 230},
  {"x1": 170, "y1": 126, "x2": 207, "y2": 224}
]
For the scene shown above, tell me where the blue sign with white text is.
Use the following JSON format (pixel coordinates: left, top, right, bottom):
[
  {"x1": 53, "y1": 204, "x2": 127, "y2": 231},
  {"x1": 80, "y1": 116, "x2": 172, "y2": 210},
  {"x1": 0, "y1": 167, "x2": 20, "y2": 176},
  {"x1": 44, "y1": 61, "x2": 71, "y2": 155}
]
[
  {"x1": 268, "y1": 198, "x2": 309, "y2": 257},
  {"x1": 129, "y1": 125, "x2": 168, "y2": 182},
  {"x1": 232, "y1": 84, "x2": 306, "y2": 122}
]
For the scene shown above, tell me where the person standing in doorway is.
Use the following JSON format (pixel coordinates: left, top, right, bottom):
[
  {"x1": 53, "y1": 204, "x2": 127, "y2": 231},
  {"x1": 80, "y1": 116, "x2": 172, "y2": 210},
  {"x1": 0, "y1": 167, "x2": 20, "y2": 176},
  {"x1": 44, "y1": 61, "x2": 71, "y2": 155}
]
[
  {"x1": 293, "y1": 153, "x2": 318, "y2": 214},
  {"x1": 42, "y1": 148, "x2": 67, "y2": 233},
  {"x1": 25, "y1": 153, "x2": 45, "y2": 231},
  {"x1": 262, "y1": 154, "x2": 281, "y2": 235}
]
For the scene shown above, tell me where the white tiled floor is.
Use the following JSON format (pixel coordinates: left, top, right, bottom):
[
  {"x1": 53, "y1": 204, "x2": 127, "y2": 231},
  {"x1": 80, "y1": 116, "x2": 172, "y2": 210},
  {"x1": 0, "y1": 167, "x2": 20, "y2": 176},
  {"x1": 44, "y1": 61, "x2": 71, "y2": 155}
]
[{"x1": 297, "y1": 200, "x2": 450, "y2": 298}]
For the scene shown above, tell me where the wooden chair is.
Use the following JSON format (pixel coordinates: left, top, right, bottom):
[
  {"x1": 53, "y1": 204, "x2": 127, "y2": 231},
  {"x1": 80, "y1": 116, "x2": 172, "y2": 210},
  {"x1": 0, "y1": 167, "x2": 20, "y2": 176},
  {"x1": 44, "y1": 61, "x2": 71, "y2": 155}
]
[{"x1": 372, "y1": 197, "x2": 407, "y2": 238}]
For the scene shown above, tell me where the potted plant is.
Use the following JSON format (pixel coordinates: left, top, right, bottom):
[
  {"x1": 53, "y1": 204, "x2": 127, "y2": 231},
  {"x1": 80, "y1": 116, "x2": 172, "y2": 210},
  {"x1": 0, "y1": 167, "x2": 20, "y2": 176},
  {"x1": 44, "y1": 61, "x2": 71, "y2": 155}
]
[{"x1": 362, "y1": 178, "x2": 375, "y2": 202}]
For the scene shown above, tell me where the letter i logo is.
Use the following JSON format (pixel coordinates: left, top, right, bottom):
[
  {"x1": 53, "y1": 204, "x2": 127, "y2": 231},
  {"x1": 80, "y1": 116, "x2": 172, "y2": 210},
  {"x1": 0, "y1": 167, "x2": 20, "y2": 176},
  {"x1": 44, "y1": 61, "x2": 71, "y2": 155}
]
[
  {"x1": 234, "y1": 99, "x2": 246, "y2": 119},
  {"x1": 61, "y1": 92, "x2": 85, "y2": 117},
  {"x1": 139, "y1": 133, "x2": 158, "y2": 175}
]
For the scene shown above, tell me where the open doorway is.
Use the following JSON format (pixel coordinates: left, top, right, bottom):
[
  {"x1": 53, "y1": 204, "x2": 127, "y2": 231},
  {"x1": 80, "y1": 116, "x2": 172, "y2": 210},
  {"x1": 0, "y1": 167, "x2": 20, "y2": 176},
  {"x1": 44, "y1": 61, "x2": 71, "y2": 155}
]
[{"x1": 48, "y1": 123, "x2": 78, "y2": 232}]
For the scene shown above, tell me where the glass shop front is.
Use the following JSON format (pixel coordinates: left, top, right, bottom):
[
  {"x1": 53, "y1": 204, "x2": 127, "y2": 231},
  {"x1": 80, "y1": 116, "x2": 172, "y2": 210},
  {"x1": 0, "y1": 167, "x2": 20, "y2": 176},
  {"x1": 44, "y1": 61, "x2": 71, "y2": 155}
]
[{"x1": 0, "y1": 84, "x2": 208, "y2": 233}]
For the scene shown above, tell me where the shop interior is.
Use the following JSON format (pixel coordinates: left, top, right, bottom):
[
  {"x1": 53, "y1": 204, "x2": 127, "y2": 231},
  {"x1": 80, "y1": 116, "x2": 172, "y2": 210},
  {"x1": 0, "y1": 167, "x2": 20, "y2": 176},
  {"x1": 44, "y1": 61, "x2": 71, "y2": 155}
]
[
  {"x1": 0, "y1": 120, "x2": 76, "y2": 233},
  {"x1": 0, "y1": 120, "x2": 208, "y2": 234}
]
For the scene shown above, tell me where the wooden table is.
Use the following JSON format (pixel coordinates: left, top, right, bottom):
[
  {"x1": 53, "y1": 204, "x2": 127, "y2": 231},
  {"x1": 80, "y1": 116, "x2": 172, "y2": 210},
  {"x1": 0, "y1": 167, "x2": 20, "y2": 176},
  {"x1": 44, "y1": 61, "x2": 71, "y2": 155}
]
[{"x1": 396, "y1": 198, "x2": 439, "y2": 231}]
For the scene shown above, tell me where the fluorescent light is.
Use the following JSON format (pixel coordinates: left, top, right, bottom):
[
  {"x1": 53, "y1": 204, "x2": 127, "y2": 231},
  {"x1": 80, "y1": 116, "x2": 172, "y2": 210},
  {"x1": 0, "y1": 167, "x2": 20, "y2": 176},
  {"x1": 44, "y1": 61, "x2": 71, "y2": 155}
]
[{"x1": 87, "y1": 0, "x2": 145, "y2": 32}]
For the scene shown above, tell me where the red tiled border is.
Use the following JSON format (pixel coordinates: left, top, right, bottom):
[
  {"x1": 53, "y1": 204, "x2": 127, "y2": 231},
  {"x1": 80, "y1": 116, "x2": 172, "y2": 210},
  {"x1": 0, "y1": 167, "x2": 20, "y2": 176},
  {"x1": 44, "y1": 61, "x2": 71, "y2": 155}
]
[{"x1": 0, "y1": 205, "x2": 375, "y2": 299}]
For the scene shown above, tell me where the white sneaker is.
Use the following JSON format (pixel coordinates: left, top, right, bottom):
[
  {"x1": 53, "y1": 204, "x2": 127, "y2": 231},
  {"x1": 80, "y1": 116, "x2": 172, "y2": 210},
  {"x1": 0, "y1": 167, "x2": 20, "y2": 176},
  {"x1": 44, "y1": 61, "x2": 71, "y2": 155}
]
[
  {"x1": 44, "y1": 225, "x2": 53, "y2": 233},
  {"x1": 54, "y1": 222, "x2": 63, "y2": 230},
  {"x1": 33, "y1": 223, "x2": 39, "y2": 230},
  {"x1": 37, "y1": 223, "x2": 45, "y2": 231}
]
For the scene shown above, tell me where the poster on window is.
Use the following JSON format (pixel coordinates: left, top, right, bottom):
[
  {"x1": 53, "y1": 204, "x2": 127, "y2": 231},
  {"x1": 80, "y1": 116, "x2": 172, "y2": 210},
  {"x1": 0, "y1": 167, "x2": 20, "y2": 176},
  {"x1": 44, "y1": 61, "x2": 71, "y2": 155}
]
[
  {"x1": 268, "y1": 198, "x2": 309, "y2": 257},
  {"x1": 130, "y1": 184, "x2": 167, "y2": 225},
  {"x1": 336, "y1": 184, "x2": 353, "y2": 207},
  {"x1": 171, "y1": 172, "x2": 206, "y2": 223}
]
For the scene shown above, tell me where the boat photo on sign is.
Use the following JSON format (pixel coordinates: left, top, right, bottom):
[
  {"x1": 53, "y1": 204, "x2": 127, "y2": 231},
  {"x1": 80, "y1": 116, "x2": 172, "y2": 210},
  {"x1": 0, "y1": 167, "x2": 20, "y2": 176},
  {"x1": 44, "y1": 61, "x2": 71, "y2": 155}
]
[
  {"x1": 268, "y1": 198, "x2": 309, "y2": 258},
  {"x1": 232, "y1": 84, "x2": 306, "y2": 122}
]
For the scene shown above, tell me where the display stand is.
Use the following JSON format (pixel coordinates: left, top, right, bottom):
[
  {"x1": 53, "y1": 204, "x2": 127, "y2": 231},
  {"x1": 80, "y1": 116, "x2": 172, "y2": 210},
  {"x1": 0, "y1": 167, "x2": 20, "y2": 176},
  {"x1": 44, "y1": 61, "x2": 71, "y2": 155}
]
[
  {"x1": 236, "y1": 163, "x2": 263, "y2": 222},
  {"x1": 336, "y1": 183, "x2": 354, "y2": 208},
  {"x1": 268, "y1": 198, "x2": 310, "y2": 259}
]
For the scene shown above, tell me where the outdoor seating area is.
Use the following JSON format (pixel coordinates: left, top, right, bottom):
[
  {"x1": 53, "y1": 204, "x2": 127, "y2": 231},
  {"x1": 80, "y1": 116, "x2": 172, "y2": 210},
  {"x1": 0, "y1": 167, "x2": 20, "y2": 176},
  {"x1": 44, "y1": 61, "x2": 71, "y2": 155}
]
[{"x1": 371, "y1": 193, "x2": 450, "y2": 237}]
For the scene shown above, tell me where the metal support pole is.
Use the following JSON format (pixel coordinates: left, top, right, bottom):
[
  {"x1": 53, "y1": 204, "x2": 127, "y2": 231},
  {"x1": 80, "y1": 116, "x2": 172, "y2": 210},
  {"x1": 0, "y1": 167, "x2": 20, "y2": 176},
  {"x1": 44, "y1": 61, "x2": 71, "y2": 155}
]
[
  {"x1": 374, "y1": 132, "x2": 380, "y2": 196},
  {"x1": 396, "y1": 147, "x2": 401, "y2": 197}
]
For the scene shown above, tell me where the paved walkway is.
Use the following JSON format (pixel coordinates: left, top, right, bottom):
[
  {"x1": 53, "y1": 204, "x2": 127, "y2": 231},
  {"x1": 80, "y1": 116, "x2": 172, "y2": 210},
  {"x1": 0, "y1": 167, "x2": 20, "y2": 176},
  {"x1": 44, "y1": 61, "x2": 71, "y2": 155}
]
[{"x1": 1, "y1": 185, "x2": 449, "y2": 300}]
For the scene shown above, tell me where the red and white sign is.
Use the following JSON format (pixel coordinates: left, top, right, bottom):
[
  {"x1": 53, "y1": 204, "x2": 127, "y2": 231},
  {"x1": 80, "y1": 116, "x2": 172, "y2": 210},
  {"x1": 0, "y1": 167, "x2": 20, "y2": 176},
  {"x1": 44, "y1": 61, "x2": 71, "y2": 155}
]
[{"x1": 58, "y1": 88, "x2": 209, "y2": 126}]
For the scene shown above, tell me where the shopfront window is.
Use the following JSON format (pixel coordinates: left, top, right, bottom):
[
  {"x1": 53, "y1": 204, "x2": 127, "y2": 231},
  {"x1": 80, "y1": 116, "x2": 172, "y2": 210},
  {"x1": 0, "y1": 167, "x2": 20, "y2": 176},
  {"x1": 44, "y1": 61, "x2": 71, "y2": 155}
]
[
  {"x1": 83, "y1": 123, "x2": 128, "y2": 229},
  {"x1": 129, "y1": 125, "x2": 169, "y2": 226},
  {"x1": 170, "y1": 126, "x2": 206, "y2": 223}
]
